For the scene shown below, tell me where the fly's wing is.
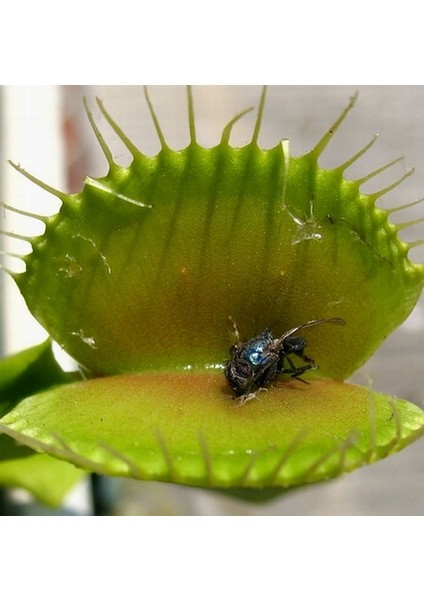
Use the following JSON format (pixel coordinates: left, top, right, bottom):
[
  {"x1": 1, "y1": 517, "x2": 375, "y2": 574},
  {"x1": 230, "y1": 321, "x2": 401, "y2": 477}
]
[{"x1": 277, "y1": 318, "x2": 345, "y2": 343}]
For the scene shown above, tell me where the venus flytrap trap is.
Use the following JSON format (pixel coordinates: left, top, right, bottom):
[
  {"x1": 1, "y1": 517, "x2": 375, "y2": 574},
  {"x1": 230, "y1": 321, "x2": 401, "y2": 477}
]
[{"x1": 0, "y1": 86, "x2": 423, "y2": 505}]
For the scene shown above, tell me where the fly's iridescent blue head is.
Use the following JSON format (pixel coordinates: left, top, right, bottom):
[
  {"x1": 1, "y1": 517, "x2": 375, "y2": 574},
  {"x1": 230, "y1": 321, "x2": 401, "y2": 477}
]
[{"x1": 240, "y1": 331, "x2": 274, "y2": 367}]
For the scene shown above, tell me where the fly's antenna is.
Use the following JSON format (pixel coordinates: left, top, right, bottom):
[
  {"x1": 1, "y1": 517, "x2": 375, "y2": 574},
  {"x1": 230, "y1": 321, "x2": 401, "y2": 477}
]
[{"x1": 278, "y1": 318, "x2": 345, "y2": 342}]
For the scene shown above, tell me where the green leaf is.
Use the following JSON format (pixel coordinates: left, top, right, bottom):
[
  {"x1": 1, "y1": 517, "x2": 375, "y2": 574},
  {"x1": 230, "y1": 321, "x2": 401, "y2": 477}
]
[
  {"x1": 0, "y1": 436, "x2": 84, "y2": 507},
  {"x1": 0, "y1": 338, "x2": 76, "y2": 417},
  {"x1": 0, "y1": 374, "x2": 422, "y2": 489},
  {"x1": 0, "y1": 341, "x2": 85, "y2": 505},
  {"x1": 5, "y1": 91, "x2": 424, "y2": 380},
  {"x1": 2, "y1": 89, "x2": 423, "y2": 496}
]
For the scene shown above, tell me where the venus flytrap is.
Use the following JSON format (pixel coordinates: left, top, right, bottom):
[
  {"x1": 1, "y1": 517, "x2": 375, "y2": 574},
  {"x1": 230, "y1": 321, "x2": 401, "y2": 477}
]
[{"x1": 0, "y1": 87, "x2": 423, "y2": 504}]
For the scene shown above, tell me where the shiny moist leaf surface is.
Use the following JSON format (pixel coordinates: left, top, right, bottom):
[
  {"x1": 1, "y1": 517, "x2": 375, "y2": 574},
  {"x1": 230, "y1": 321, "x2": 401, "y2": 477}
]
[{"x1": 0, "y1": 374, "x2": 422, "y2": 489}]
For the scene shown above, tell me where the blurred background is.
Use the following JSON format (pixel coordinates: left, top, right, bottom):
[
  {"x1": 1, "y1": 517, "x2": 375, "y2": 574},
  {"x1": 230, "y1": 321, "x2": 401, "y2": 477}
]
[{"x1": 1, "y1": 85, "x2": 423, "y2": 515}]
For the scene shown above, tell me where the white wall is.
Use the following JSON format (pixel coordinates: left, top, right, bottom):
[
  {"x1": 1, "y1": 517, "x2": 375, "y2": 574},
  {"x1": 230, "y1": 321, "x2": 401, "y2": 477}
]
[{"x1": 1, "y1": 86, "x2": 64, "y2": 355}]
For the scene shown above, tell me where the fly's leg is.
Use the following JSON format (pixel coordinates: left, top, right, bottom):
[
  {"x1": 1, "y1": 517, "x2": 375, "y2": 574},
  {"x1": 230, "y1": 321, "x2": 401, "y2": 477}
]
[
  {"x1": 234, "y1": 386, "x2": 268, "y2": 407},
  {"x1": 280, "y1": 355, "x2": 316, "y2": 384}
]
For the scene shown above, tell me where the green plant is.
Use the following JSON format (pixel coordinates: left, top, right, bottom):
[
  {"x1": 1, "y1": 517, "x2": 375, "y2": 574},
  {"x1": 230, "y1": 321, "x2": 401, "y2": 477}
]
[{"x1": 0, "y1": 86, "x2": 423, "y2": 509}]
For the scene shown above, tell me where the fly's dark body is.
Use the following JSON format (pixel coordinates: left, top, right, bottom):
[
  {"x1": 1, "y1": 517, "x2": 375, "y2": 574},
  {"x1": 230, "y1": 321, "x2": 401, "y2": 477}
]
[{"x1": 224, "y1": 318, "x2": 345, "y2": 405}]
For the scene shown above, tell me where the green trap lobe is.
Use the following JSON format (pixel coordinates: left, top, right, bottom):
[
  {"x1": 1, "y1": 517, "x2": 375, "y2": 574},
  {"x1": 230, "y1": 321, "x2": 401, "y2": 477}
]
[{"x1": 0, "y1": 374, "x2": 422, "y2": 489}]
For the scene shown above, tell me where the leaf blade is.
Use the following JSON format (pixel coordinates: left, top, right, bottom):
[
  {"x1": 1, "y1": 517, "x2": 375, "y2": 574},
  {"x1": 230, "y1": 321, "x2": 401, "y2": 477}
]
[
  {"x1": 0, "y1": 374, "x2": 422, "y2": 490},
  {"x1": 0, "y1": 341, "x2": 85, "y2": 506}
]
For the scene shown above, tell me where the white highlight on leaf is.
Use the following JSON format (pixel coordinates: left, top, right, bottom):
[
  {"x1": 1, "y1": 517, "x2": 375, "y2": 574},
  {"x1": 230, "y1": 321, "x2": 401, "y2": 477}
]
[
  {"x1": 84, "y1": 176, "x2": 153, "y2": 209},
  {"x1": 58, "y1": 254, "x2": 83, "y2": 278},
  {"x1": 71, "y1": 329, "x2": 97, "y2": 349},
  {"x1": 72, "y1": 233, "x2": 112, "y2": 274},
  {"x1": 205, "y1": 362, "x2": 226, "y2": 370},
  {"x1": 291, "y1": 217, "x2": 323, "y2": 244},
  {"x1": 288, "y1": 195, "x2": 323, "y2": 245},
  {"x1": 327, "y1": 297, "x2": 346, "y2": 307}
]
